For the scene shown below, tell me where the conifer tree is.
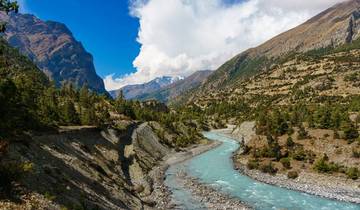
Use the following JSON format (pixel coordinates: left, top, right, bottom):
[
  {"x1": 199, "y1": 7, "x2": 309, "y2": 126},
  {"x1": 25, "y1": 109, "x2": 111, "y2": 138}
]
[{"x1": 62, "y1": 99, "x2": 79, "y2": 125}]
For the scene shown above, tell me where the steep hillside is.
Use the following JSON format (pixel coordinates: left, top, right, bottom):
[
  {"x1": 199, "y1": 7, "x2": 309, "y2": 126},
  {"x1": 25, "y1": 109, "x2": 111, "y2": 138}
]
[
  {"x1": 194, "y1": 42, "x2": 360, "y2": 110},
  {"x1": 0, "y1": 13, "x2": 107, "y2": 94},
  {"x1": 110, "y1": 76, "x2": 181, "y2": 100},
  {"x1": 0, "y1": 38, "x2": 50, "y2": 136},
  {"x1": 0, "y1": 122, "x2": 192, "y2": 210},
  {"x1": 0, "y1": 29, "x2": 206, "y2": 209},
  {"x1": 138, "y1": 70, "x2": 213, "y2": 103},
  {"x1": 192, "y1": 0, "x2": 360, "y2": 96}
]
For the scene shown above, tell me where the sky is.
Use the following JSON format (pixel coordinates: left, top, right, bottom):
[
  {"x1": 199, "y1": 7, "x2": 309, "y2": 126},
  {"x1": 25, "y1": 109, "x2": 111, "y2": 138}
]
[
  {"x1": 19, "y1": 0, "x2": 346, "y2": 91},
  {"x1": 19, "y1": 0, "x2": 141, "y2": 81}
]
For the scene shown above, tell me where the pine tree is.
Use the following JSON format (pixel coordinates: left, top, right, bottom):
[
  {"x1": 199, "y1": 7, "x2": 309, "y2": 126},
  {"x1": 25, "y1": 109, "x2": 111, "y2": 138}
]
[
  {"x1": 80, "y1": 107, "x2": 96, "y2": 125},
  {"x1": 316, "y1": 106, "x2": 332, "y2": 129},
  {"x1": 118, "y1": 90, "x2": 124, "y2": 101},
  {"x1": 79, "y1": 84, "x2": 90, "y2": 108},
  {"x1": 331, "y1": 109, "x2": 342, "y2": 129},
  {"x1": 38, "y1": 82, "x2": 59, "y2": 125},
  {"x1": 62, "y1": 100, "x2": 79, "y2": 125},
  {"x1": 97, "y1": 106, "x2": 111, "y2": 126}
]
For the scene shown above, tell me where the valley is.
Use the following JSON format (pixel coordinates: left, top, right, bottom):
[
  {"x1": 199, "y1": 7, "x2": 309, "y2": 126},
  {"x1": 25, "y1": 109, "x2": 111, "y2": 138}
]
[{"x1": 1, "y1": 0, "x2": 360, "y2": 209}]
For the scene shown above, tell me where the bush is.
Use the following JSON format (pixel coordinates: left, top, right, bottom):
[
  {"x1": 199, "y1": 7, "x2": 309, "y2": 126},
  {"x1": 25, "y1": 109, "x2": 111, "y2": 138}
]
[
  {"x1": 260, "y1": 162, "x2": 278, "y2": 175},
  {"x1": 313, "y1": 154, "x2": 330, "y2": 172},
  {"x1": 287, "y1": 171, "x2": 299, "y2": 179},
  {"x1": 280, "y1": 157, "x2": 291, "y2": 169},
  {"x1": 247, "y1": 159, "x2": 260, "y2": 170},
  {"x1": 313, "y1": 158, "x2": 329, "y2": 173},
  {"x1": 0, "y1": 162, "x2": 25, "y2": 197},
  {"x1": 346, "y1": 167, "x2": 359, "y2": 180},
  {"x1": 343, "y1": 124, "x2": 359, "y2": 141},
  {"x1": 286, "y1": 136, "x2": 295, "y2": 148},
  {"x1": 313, "y1": 154, "x2": 340, "y2": 173},
  {"x1": 297, "y1": 125, "x2": 309, "y2": 140},
  {"x1": 292, "y1": 149, "x2": 307, "y2": 161},
  {"x1": 353, "y1": 149, "x2": 360, "y2": 158}
]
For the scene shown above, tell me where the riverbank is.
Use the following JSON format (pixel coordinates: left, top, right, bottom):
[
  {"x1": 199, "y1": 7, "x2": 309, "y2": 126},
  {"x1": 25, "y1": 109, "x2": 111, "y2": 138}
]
[
  {"x1": 174, "y1": 171, "x2": 251, "y2": 210},
  {"x1": 146, "y1": 140, "x2": 223, "y2": 209},
  {"x1": 147, "y1": 139, "x2": 253, "y2": 209},
  {"x1": 215, "y1": 124, "x2": 360, "y2": 204}
]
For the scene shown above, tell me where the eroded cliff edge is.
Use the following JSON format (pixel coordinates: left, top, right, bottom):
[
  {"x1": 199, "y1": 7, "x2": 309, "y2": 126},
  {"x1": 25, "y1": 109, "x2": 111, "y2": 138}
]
[{"x1": 0, "y1": 122, "x2": 175, "y2": 210}]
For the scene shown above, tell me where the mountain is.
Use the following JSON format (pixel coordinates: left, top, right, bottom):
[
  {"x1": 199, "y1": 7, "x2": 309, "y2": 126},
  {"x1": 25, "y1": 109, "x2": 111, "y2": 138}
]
[
  {"x1": 0, "y1": 32, "x2": 203, "y2": 209},
  {"x1": 191, "y1": 0, "x2": 360, "y2": 99},
  {"x1": 0, "y1": 13, "x2": 107, "y2": 94},
  {"x1": 137, "y1": 70, "x2": 213, "y2": 103},
  {"x1": 110, "y1": 76, "x2": 182, "y2": 99}
]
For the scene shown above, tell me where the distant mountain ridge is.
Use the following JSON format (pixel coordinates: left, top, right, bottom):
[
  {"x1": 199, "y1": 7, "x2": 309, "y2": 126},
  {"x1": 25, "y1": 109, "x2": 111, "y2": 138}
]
[
  {"x1": 109, "y1": 76, "x2": 183, "y2": 99},
  {"x1": 137, "y1": 70, "x2": 213, "y2": 103},
  {"x1": 0, "y1": 13, "x2": 107, "y2": 94},
  {"x1": 110, "y1": 70, "x2": 213, "y2": 103}
]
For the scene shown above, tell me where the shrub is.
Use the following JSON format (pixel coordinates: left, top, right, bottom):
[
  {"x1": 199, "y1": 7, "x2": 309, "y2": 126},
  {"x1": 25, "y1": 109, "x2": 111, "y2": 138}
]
[
  {"x1": 297, "y1": 125, "x2": 309, "y2": 140},
  {"x1": 287, "y1": 171, "x2": 299, "y2": 179},
  {"x1": 353, "y1": 149, "x2": 360, "y2": 158},
  {"x1": 343, "y1": 124, "x2": 359, "y2": 141},
  {"x1": 280, "y1": 157, "x2": 291, "y2": 169},
  {"x1": 247, "y1": 159, "x2": 260, "y2": 170},
  {"x1": 346, "y1": 167, "x2": 359, "y2": 180},
  {"x1": 0, "y1": 162, "x2": 24, "y2": 196},
  {"x1": 44, "y1": 192, "x2": 56, "y2": 201},
  {"x1": 292, "y1": 149, "x2": 307, "y2": 161},
  {"x1": 286, "y1": 136, "x2": 295, "y2": 148},
  {"x1": 260, "y1": 162, "x2": 278, "y2": 175},
  {"x1": 313, "y1": 158, "x2": 329, "y2": 173},
  {"x1": 313, "y1": 154, "x2": 339, "y2": 173}
]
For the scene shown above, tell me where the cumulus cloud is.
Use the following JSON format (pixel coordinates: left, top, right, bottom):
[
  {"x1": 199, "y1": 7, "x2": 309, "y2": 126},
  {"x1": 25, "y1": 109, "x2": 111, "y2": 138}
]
[
  {"x1": 104, "y1": 0, "x2": 345, "y2": 91},
  {"x1": 17, "y1": 0, "x2": 29, "y2": 13}
]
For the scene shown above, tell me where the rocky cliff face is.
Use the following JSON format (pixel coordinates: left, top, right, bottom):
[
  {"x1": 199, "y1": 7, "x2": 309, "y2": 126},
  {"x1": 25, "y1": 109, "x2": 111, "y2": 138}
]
[
  {"x1": 0, "y1": 13, "x2": 107, "y2": 94},
  {"x1": 196, "y1": 0, "x2": 360, "y2": 95},
  {"x1": 0, "y1": 123, "x2": 172, "y2": 210}
]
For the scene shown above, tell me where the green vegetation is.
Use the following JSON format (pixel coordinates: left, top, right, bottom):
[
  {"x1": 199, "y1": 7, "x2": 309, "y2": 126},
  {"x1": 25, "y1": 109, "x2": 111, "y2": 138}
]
[
  {"x1": 259, "y1": 162, "x2": 278, "y2": 175},
  {"x1": 280, "y1": 157, "x2": 291, "y2": 169},
  {"x1": 287, "y1": 171, "x2": 299, "y2": 179},
  {"x1": 254, "y1": 101, "x2": 359, "y2": 143},
  {"x1": 346, "y1": 167, "x2": 359, "y2": 180},
  {"x1": 247, "y1": 159, "x2": 260, "y2": 170},
  {"x1": 0, "y1": 35, "x2": 203, "y2": 148},
  {"x1": 0, "y1": 32, "x2": 204, "y2": 199}
]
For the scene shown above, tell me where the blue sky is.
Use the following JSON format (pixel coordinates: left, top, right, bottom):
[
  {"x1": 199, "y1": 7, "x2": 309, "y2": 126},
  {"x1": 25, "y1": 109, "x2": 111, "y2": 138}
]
[
  {"x1": 21, "y1": 0, "x2": 140, "y2": 78},
  {"x1": 19, "y1": 0, "x2": 341, "y2": 90}
]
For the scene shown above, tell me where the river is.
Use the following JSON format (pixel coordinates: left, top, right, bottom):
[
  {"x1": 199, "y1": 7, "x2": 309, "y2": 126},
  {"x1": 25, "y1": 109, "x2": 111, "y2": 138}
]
[{"x1": 165, "y1": 131, "x2": 360, "y2": 210}]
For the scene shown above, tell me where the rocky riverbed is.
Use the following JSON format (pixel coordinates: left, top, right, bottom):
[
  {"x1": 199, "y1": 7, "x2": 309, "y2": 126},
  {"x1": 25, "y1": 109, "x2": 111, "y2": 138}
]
[
  {"x1": 175, "y1": 171, "x2": 251, "y2": 210},
  {"x1": 234, "y1": 162, "x2": 360, "y2": 204},
  {"x1": 217, "y1": 123, "x2": 360, "y2": 205},
  {"x1": 146, "y1": 140, "x2": 252, "y2": 210}
]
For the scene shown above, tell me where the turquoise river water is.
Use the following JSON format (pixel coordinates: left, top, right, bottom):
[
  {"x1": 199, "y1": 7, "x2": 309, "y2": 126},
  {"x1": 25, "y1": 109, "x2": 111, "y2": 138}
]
[{"x1": 165, "y1": 131, "x2": 360, "y2": 210}]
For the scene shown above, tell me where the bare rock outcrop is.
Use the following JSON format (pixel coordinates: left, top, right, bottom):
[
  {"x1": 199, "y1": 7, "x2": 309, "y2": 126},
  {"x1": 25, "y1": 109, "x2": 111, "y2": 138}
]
[
  {"x1": 0, "y1": 13, "x2": 107, "y2": 94},
  {"x1": 0, "y1": 122, "x2": 172, "y2": 210}
]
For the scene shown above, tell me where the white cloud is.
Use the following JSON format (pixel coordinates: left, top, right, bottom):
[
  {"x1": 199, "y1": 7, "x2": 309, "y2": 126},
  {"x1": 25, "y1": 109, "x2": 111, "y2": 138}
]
[
  {"x1": 104, "y1": 0, "x2": 345, "y2": 91},
  {"x1": 17, "y1": 0, "x2": 29, "y2": 13}
]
